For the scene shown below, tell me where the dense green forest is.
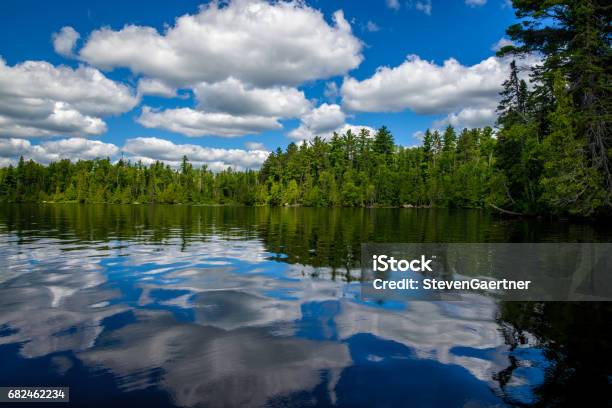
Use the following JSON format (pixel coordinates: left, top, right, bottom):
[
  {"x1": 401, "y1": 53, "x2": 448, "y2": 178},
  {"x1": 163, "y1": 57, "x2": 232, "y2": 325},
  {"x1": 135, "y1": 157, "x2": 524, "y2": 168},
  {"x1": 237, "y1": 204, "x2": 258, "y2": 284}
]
[
  {"x1": 0, "y1": 1, "x2": 609, "y2": 217},
  {"x1": 0, "y1": 126, "x2": 503, "y2": 209}
]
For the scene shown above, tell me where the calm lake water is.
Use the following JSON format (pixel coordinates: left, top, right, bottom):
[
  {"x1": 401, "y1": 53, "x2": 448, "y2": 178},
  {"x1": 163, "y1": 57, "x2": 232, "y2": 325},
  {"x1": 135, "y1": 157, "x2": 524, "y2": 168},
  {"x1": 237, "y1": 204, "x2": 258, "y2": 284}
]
[{"x1": 0, "y1": 204, "x2": 610, "y2": 407}]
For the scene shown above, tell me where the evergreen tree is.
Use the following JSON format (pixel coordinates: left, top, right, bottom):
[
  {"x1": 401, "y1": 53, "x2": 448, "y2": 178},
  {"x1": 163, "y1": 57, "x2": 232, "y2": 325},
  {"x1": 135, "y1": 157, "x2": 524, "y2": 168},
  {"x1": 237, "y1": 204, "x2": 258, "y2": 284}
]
[
  {"x1": 497, "y1": 60, "x2": 528, "y2": 127},
  {"x1": 499, "y1": 0, "x2": 612, "y2": 210},
  {"x1": 540, "y1": 73, "x2": 604, "y2": 215},
  {"x1": 373, "y1": 126, "x2": 394, "y2": 156}
]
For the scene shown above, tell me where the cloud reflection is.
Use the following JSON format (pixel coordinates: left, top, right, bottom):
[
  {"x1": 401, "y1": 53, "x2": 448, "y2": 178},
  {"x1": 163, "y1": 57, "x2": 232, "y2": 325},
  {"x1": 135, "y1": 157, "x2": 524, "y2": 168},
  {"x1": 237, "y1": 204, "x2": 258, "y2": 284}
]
[
  {"x1": 0, "y1": 207, "x2": 547, "y2": 407},
  {"x1": 79, "y1": 310, "x2": 351, "y2": 407}
]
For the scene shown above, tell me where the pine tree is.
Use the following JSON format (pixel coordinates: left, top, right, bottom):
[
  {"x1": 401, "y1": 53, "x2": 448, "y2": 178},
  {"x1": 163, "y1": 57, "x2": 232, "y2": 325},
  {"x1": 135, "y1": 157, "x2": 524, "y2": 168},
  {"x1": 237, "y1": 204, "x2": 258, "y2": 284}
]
[
  {"x1": 497, "y1": 60, "x2": 528, "y2": 127},
  {"x1": 540, "y1": 73, "x2": 605, "y2": 215},
  {"x1": 499, "y1": 0, "x2": 611, "y2": 208},
  {"x1": 373, "y1": 126, "x2": 394, "y2": 156}
]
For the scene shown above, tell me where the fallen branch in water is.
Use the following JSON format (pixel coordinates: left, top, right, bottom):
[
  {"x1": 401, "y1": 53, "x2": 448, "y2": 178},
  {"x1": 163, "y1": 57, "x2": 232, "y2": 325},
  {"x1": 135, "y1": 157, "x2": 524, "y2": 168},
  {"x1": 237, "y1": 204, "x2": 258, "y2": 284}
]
[{"x1": 489, "y1": 203, "x2": 528, "y2": 216}]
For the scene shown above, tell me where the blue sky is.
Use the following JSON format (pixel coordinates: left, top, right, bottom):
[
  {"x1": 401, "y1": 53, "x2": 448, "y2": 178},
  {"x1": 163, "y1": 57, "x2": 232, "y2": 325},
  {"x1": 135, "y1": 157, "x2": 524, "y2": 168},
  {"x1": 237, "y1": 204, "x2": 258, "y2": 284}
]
[{"x1": 0, "y1": 0, "x2": 518, "y2": 170}]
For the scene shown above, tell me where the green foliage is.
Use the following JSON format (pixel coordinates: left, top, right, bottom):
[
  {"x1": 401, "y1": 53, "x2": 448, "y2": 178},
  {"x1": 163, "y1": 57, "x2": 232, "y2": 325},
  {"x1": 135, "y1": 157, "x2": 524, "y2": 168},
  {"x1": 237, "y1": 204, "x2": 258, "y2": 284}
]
[
  {"x1": 540, "y1": 74, "x2": 606, "y2": 215},
  {"x1": 373, "y1": 126, "x2": 395, "y2": 156},
  {"x1": 496, "y1": 0, "x2": 612, "y2": 215},
  {"x1": 0, "y1": 125, "x2": 500, "y2": 210},
  {"x1": 255, "y1": 126, "x2": 497, "y2": 208},
  {"x1": 283, "y1": 179, "x2": 300, "y2": 205},
  {"x1": 0, "y1": 156, "x2": 261, "y2": 205},
  {"x1": 494, "y1": 122, "x2": 543, "y2": 213}
]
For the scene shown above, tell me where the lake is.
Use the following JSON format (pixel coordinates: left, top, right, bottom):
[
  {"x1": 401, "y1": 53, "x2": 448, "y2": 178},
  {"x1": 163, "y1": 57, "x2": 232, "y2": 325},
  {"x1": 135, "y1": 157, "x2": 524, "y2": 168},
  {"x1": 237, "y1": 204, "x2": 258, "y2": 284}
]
[{"x1": 0, "y1": 204, "x2": 610, "y2": 407}]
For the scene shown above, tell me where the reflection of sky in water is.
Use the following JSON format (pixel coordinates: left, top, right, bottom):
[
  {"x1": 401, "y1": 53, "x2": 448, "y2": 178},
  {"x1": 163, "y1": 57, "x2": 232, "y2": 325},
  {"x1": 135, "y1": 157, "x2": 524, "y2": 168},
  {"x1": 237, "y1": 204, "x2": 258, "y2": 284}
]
[{"x1": 0, "y1": 231, "x2": 549, "y2": 407}]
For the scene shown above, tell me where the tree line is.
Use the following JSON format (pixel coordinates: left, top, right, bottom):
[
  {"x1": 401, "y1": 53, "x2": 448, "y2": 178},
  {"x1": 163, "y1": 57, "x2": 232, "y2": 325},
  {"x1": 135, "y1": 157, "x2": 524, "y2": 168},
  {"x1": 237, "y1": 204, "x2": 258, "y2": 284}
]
[
  {"x1": 0, "y1": 157, "x2": 260, "y2": 205},
  {"x1": 0, "y1": 1, "x2": 609, "y2": 217},
  {"x1": 0, "y1": 125, "x2": 502, "y2": 209}
]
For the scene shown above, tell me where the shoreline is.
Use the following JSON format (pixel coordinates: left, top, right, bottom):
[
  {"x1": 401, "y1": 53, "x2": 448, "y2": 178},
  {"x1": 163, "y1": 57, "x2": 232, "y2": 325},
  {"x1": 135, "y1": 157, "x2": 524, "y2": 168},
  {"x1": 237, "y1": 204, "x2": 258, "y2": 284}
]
[{"x1": 2, "y1": 201, "x2": 610, "y2": 221}]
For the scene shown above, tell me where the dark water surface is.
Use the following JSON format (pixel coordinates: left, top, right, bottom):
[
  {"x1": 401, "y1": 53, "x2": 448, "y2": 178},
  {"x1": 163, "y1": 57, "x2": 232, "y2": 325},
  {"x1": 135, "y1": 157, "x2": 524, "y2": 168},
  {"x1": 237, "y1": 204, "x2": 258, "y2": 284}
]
[{"x1": 0, "y1": 204, "x2": 610, "y2": 407}]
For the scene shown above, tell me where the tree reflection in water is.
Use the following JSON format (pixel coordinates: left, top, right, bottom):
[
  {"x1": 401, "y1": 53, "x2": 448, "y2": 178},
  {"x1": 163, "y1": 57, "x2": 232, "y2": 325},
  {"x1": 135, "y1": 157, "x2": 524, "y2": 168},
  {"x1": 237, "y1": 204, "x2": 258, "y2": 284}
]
[
  {"x1": 0, "y1": 204, "x2": 610, "y2": 407},
  {"x1": 496, "y1": 302, "x2": 611, "y2": 407}
]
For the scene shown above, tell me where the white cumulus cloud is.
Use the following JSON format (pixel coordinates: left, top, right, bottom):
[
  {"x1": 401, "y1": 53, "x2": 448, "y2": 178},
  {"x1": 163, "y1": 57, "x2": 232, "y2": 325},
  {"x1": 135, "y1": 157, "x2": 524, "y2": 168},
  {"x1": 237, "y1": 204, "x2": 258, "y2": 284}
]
[
  {"x1": 137, "y1": 78, "x2": 177, "y2": 98},
  {"x1": 300, "y1": 103, "x2": 346, "y2": 134},
  {"x1": 432, "y1": 107, "x2": 497, "y2": 129},
  {"x1": 137, "y1": 77, "x2": 310, "y2": 137},
  {"x1": 0, "y1": 138, "x2": 32, "y2": 157},
  {"x1": 31, "y1": 138, "x2": 119, "y2": 163},
  {"x1": 78, "y1": 0, "x2": 363, "y2": 88},
  {"x1": 122, "y1": 137, "x2": 269, "y2": 171},
  {"x1": 0, "y1": 58, "x2": 138, "y2": 138},
  {"x1": 52, "y1": 26, "x2": 80, "y2": 57},
  {"x1": 288, "y1": 103, "x2": 372, "y2": 141},
  {"x1": 341, "y1": 54, "x2": 539, "y2": 130},
  {"x1": 0, "y1": 137, "x2": 118, "y2": 164},
  {"x1": 194, "y1": 78, "x2": 310, "y2": 118},
  {"x1": 341, "y1": 55, "x2": 512, "y2": 114},
  {"x1": 245, "y1": 141, "x2": 265, "y2": 151},
  {"x1": 336, "y1": 124, "x2": 376, "y2": 137},
  {"x1": 136, "y1": 106, "x2": 281, "y2": 138},
  {"x1": 0, "y1": 136, "x2": 270, "y2": 171}
]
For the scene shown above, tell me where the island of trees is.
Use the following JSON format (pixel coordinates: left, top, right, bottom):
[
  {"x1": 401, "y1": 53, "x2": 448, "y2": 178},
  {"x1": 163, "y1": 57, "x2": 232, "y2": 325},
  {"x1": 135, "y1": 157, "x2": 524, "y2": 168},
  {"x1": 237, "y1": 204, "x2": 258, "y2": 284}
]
[{"x1": 0, "y1": 1, "x2": 609, "y2": 217}]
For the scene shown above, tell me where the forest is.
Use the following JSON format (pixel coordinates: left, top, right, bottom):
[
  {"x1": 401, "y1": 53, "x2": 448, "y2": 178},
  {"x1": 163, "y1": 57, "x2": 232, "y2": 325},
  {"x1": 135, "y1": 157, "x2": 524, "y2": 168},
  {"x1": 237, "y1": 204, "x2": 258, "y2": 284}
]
[
  {"x1": 0, "y1": 1, "x2": 610, "y2": 217},
  {"x1": 0, "y1": 126, "x2": 505, "y2": 209}
]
